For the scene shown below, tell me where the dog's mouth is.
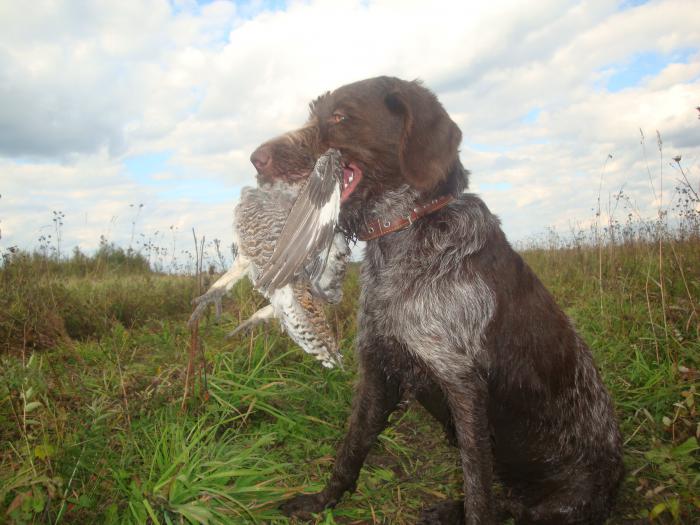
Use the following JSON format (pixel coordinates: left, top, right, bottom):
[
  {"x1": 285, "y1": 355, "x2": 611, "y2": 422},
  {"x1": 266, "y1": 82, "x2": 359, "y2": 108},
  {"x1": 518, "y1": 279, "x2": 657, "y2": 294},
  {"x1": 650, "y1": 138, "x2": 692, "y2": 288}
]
[{"x1": 341, "y1": 162, "x2": 362, "y2": 203}]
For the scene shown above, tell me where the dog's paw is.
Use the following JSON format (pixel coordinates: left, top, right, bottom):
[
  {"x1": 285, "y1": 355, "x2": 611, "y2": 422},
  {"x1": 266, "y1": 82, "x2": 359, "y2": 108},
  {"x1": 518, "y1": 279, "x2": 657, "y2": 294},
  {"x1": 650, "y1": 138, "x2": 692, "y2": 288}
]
[
  {"x1": 279, "y1": 492, "x2": 332, "y2": 520},
  {"x1": 417, "y1": 500, "x2": 465, "y2": 525}
]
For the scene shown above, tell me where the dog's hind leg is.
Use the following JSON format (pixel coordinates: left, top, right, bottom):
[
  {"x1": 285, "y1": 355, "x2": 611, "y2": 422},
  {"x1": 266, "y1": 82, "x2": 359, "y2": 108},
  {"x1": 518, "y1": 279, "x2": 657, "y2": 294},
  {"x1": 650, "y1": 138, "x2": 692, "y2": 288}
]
[
  {"x1": 280, "y1": 338, "x2": 403, "y2": 519},
  {"x1": 415, "y1": 382, "x2": 457, "y2": 446},
  {"x1": 515, "y1": 476, "x2": 620, "y2": 525}
]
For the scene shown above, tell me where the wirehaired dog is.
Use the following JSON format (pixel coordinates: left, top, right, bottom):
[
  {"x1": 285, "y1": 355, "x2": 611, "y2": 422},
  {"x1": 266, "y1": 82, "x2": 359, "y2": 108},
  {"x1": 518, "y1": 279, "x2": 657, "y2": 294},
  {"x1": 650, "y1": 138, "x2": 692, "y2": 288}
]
[{"x1": 250, "y1": 76, "x2": 624, "y2": 524}]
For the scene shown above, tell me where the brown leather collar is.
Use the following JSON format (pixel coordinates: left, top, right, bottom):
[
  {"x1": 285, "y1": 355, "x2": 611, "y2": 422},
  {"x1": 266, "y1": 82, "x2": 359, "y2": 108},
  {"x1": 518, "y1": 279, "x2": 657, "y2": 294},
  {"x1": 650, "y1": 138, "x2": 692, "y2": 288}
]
[{"x1": 358, "y1": 194, "x2": 455, "y2": 241}]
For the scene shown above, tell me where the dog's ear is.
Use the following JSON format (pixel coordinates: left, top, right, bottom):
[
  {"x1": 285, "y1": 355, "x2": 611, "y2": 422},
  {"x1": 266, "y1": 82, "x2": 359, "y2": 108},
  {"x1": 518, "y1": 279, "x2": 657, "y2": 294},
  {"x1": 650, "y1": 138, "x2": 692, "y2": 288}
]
[{"x1": 385, "y1": 81, "x2": 462, "y2": 191}]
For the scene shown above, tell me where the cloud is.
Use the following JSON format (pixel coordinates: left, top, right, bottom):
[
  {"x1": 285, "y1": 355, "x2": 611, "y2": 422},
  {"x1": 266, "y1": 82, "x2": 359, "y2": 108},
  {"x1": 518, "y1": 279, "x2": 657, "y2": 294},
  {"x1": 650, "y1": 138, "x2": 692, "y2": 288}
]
[{"x1": 0, "y1": 0, "x2": 699, "y2": 262}]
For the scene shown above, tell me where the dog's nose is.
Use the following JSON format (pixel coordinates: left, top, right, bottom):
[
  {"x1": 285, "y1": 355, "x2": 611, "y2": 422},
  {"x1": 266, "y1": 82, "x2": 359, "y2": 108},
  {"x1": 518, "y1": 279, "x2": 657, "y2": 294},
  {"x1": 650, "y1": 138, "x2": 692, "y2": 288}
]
[{"x1": 250, "y1": 146, "x2": 272, "y2": 174}]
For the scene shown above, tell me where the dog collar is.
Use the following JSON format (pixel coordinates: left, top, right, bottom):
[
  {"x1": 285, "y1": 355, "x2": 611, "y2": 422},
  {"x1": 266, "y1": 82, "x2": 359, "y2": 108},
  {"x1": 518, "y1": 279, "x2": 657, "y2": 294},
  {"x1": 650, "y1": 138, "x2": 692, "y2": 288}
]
[{"x1": 358, "y1": 194, "x2": 455, "y2": 241}]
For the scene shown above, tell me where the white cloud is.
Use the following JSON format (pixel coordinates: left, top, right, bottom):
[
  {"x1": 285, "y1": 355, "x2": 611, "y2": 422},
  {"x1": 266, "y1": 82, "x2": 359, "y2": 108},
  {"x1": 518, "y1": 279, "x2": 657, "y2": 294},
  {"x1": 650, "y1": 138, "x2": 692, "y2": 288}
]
[{"x1": 0, "y1": 0, "x2": 699, "y2": 262}]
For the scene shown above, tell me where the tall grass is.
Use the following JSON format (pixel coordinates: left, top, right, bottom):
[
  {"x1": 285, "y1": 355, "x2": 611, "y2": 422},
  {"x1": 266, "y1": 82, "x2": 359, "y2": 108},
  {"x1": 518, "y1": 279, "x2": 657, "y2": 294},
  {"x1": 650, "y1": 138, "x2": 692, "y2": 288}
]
[{"x1": 0, "y1": 247, "x2": 195, "y2": 356}]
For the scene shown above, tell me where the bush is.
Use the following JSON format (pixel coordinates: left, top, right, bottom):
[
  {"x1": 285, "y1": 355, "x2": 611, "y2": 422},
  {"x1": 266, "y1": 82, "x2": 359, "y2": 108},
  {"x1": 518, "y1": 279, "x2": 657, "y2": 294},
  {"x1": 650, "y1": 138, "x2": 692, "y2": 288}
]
[{"x1": 0, "y1": 250, "x2": 194, "y2": 354}]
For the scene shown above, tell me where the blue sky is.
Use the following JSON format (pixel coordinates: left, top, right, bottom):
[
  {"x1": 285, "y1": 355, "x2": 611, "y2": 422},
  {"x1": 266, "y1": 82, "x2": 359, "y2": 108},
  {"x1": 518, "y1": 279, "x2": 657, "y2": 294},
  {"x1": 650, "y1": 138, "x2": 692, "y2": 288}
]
[
  {"x1": 124, "y1": 149, "x2": 245, "y2": 204},
  {"x1": 605, "y1": 49, "x2": 697, "y2": 92},
  {"x1": 125, "y1": 151, "x2": 240, "y2": 203},
  {"x1": 0, "y1": 0, "x2": 698, "y2": 269}
]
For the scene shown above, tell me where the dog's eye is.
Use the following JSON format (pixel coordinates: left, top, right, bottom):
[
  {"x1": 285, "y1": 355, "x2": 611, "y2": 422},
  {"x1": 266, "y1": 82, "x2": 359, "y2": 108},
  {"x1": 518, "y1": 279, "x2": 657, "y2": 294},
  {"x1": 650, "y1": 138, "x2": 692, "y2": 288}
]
[{"x1": 331, "y1": 112, "x2": 347, "y2": 124}]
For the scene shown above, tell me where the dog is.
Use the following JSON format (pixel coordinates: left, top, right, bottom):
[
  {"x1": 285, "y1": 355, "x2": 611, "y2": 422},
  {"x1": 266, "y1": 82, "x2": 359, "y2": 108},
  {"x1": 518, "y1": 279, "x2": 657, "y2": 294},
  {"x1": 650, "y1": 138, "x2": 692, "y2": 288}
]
[{"x1": 249, "y1": 76, "x2": 624, "y2": 524}]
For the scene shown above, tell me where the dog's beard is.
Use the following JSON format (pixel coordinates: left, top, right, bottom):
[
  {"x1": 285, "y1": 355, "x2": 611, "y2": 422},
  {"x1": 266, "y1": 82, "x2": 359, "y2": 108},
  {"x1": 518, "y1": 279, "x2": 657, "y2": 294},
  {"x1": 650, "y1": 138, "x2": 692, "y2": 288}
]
[{"x1": 338, "y1": 202, "x2": 363, "y2": 244}]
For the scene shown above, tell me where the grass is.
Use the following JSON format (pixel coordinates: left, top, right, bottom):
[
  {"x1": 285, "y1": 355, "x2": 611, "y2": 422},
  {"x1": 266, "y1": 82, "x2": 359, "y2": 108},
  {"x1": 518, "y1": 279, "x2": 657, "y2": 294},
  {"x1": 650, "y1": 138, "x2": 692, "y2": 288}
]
[{"x1": 1, "y1": 187, "x2": 699, "y2": 523}]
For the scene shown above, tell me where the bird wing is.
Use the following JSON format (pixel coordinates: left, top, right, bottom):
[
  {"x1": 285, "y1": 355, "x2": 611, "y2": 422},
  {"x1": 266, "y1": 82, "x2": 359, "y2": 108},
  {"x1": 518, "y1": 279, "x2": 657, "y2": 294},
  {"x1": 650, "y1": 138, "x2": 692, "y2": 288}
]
[{"x1": 256, "y1": 149, "x2": 342, "y2": 295}]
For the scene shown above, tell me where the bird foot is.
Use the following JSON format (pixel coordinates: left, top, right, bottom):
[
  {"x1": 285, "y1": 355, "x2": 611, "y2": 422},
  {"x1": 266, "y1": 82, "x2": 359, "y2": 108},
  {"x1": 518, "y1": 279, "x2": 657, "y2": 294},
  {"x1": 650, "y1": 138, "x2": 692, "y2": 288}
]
[
  {"x1": 225, "y1": 305, "x2": 275, "y2": 338},
  {"x1": 188, "y1": 287, "x2": 226, "y2": 327}
]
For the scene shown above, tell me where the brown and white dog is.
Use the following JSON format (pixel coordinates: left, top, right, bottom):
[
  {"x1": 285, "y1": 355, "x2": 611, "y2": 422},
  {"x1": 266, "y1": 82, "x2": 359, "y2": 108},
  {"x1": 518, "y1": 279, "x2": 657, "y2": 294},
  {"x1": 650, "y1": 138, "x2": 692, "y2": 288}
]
[{"x1": 250, "y1": 76, "x2": 624, "y2": 524}]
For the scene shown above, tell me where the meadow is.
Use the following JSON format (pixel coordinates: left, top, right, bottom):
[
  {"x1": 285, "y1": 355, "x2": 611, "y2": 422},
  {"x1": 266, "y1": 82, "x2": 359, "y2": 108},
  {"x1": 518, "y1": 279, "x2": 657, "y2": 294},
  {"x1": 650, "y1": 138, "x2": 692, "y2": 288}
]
[{"x1": 1, "y1": 185, "x2": 698, "y2": 523}]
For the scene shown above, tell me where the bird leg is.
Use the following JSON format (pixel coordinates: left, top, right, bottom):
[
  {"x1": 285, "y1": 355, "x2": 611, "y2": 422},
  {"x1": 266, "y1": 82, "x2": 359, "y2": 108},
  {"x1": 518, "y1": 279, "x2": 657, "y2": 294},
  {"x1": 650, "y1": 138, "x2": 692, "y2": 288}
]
[
  {"x1": 188, "y1": 255, "x2": 250, "y2": 327},
  {"x1": 225, "y1": 304, "x2": 275, "y2": 338}
]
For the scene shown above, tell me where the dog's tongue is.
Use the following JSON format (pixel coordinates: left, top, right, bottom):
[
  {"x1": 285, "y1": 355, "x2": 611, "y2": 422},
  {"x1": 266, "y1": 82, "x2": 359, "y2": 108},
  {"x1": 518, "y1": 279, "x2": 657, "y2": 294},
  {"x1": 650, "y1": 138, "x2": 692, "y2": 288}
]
[{"x1": 341, "y1": 163, "x2": 362, "y2": 202}]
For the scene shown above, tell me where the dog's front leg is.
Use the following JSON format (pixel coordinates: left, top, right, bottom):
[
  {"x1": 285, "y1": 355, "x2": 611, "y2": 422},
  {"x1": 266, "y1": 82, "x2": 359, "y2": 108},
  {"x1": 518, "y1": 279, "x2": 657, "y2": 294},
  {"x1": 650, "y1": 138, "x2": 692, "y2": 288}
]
[
  {"x1": 281, "y1": 341, "x2": 402, "y2": 520},
  {"x1": 454, "y1": 374, "x2": 493, "y2": 524},
  {"x1": 419, "y1": 368, "x2": 493, "y2": 525}
]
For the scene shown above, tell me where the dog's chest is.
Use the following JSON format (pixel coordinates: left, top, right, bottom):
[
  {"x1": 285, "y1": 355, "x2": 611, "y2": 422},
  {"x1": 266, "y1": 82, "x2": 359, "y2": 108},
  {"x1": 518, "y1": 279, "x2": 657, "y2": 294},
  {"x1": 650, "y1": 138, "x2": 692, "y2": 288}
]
[
  {"x1": 361, "y1": 241, "x2": 426, "y2": 333},
  {"x1": 361, "y1": 238, "x2": 496, "y2": 374}
]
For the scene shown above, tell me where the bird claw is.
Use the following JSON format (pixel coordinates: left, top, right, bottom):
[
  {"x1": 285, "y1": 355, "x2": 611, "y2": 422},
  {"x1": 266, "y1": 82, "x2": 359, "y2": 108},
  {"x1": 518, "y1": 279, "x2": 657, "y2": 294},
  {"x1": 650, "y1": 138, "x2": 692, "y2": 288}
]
[
  {"x1": 224, "y1": 324, "x2": 248, "y2": 339},
  {"x1": 188, "y1": 287, "x2": 226, "y2": 327},
  {"x1": 225, "y1": 305, "x2": 275, "y2": 338},
  {"x1": 225, "y1": 317, "x2": 259, "y2": 338}
]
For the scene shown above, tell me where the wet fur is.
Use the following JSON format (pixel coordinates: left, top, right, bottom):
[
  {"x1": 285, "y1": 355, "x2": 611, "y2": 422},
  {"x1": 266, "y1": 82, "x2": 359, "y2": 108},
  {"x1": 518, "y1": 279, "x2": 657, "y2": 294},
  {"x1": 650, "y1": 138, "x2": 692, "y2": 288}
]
[{"x1": 252, "y1": 76, "x2": 624, "y2": 524}]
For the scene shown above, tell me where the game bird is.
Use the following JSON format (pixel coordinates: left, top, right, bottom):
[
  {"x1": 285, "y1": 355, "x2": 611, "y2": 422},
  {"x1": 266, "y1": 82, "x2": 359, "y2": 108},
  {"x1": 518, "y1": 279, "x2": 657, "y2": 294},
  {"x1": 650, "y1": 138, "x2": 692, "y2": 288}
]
[{"x1": 188, "y1": 149, "x2": 348, "y2": 368}]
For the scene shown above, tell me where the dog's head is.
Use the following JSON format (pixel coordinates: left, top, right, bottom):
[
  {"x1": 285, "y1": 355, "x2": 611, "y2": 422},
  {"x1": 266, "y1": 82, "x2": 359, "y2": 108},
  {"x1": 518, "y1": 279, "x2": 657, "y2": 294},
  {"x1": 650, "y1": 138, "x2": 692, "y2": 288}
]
[{"x1": 251, "y1": 76, "x2": 465, "y2": 211}]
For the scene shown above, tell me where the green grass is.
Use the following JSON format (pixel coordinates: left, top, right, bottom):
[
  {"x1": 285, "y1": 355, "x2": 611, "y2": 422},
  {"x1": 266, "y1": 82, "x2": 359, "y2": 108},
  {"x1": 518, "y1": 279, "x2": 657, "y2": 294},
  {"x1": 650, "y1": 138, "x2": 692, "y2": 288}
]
[
  {"x1": 1, "y1": 234, "x2": 698, "y2": 523},
  {"x1": 521, "y1": 239, "x2": 699, "y2": 523}
]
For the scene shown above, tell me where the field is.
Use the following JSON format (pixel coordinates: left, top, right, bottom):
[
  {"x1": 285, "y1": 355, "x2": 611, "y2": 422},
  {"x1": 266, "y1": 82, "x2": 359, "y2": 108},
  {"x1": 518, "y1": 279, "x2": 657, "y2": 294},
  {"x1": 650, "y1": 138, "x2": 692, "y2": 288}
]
[{"x1": 1, "y1": 214, "x2": 699, "y2": 523}]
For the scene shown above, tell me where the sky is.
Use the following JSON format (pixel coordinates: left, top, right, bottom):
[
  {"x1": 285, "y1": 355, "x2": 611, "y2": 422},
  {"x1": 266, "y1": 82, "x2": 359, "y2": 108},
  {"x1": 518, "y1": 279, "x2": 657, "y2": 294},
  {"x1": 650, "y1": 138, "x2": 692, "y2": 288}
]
[{"x1": 0, "y1": 0, "x2": 698, "y2": 269}]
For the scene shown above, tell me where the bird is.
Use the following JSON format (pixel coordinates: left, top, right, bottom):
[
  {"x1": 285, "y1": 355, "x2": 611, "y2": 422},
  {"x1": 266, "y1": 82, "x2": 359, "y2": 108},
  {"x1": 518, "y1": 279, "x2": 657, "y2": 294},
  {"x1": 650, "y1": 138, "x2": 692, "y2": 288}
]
[{"x1": 188, "y1": 149, "x2": 348, "y2": 368}]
